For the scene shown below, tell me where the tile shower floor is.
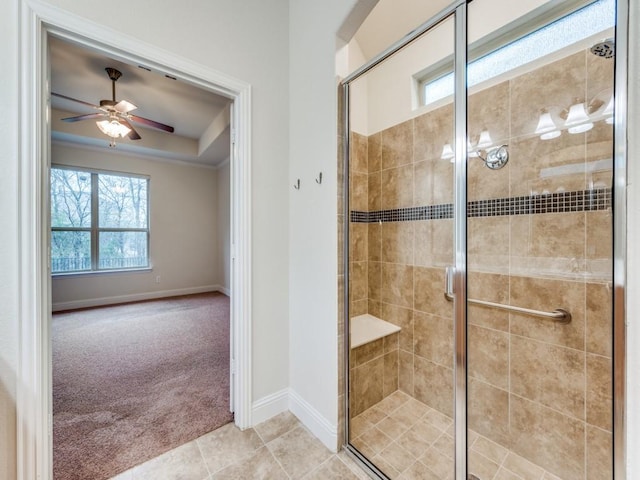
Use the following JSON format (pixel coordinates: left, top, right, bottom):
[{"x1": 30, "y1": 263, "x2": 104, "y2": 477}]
[
  {"x1": 108, "y1": 411, "x2": 370, "y2": 480},
  {"x1": 350, "y1": 391, "x2": 563, "y2": 480}
]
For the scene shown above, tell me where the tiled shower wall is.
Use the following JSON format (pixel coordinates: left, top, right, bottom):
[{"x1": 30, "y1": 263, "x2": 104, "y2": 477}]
[{"x1": 343, "y1": 48, "x2": 613, "y2": 479}]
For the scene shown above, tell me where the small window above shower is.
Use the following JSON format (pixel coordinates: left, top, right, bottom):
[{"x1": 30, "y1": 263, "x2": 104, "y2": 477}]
[{"x1": 418, "y1": 0, "x2": 615, "y2": 107}]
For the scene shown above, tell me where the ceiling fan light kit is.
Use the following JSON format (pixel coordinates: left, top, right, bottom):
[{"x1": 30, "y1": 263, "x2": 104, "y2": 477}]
[
  {"x1": 96, "y1": 117, "x2": 132, "y2": 147},
  {"x1": 53, "y1": 67, "x2": 175, "y2": 148}
]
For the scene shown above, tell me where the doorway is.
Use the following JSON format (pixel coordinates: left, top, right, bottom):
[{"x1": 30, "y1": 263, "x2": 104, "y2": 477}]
[
  {"x1": 16, "y1": 4, "x2": 253, "y2": 478},
  {"x1": 342, "y1": 0, "x2": 625, "y2": 478}
]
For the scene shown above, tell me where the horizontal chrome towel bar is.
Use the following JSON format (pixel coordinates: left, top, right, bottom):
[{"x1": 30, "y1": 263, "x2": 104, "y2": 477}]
[{"x1": 444, "y1": 292, "x2": 572, "y2": 324}]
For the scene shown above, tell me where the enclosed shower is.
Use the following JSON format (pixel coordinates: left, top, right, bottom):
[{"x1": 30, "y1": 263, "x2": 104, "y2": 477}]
[{"x1": 340, "y1": 0, "x2": 624, "y2": 479}]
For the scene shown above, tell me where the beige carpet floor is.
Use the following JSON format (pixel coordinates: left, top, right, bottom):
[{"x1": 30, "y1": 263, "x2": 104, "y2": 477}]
[{"x1": 52, "y1": 292, "x2": 233, "y2": 480}]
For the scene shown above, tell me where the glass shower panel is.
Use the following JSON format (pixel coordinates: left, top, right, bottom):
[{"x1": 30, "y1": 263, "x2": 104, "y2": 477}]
[
  {"x1": 347, "y1": 14, "x2": 457, "y2": 479},
  {"x1": 465, "y1": 1, "x2": 615, "y2": 479}
]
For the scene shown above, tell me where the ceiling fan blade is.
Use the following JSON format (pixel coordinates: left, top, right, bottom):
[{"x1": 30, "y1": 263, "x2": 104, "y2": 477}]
[
  {"x1": 52, "y1": 92, "x2": 102, "y2": 110},
  {"x1": 129, "y1": 114, "x2": 175, "y2": 133},
  {"x1": 114, "y1": 100, "x2": 137, "y2": 113},
  {"x1": 61, "y1": 113, "x2": 106, "y2": 122},
  {"x1": 121, "y1": 118, "x2": 142, "y2": 140}
]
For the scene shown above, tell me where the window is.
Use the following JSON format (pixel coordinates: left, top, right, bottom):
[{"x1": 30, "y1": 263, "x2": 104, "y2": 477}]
[
  {"x1": 51, "y1": 166, "x2": 149, "y2": 274},
  {"x1": 420, "y1": 0, "x2": 615, "y2": 106}
]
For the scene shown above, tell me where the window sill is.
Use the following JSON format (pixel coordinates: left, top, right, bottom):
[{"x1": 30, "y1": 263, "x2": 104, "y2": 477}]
[{"x1": 52, "y1": 267, "x2": 153, "y2": 278}]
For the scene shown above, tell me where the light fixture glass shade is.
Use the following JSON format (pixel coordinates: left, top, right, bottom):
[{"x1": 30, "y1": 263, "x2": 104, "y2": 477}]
[
  {"x1": 565, "y1": 101, "x2": 593, "y2": 133},
  {"x1": 602, "y1": 94, "x2": 614, "y2": 124},
  {"x1": 568, "y1": 122, "x2": 594, "y2": 134},
  {"x1": 96, "y1": 119, "x2": 131, "y2": 138},
  {"x1": 540, "y1": 130, "x2": 561, "y2": 140},
  {"x1": 467, "y1": 140, "x2": 479, "y2": 158},
  {"x1": 441, "y1": 143, "x2": 454, "y2": 161},
  {"x1": 535, "y1": 111, "x2": 557, "y2": 134},
  {"x1": 476, "y1": 130, "x2": 493, "y2": 149}
]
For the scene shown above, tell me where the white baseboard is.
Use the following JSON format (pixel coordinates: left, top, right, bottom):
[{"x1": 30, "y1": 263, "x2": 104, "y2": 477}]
[
  {"x1": 251, "y1": 388, "x2": 290, "y2": 426},
  {"x1": 52, "y1": 285, "x2": 226, "y2": 311},
  {"x1": 251, "y1": 389, "x2": 337, "y2": 452},
  {"x1": 288, "y1": 389, "x2": 338, "y2": 452}
]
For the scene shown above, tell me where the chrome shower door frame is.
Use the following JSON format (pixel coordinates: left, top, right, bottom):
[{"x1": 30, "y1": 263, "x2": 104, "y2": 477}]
[
  {"x1": 341, "y1": 1, "x2": 469, "y2": 479},
  {"x1": 340, "y1": 0, "x2": 628, "y2": 479},
  {"x1": 613, "y1": 0, "x2": 628, "y2": 478}
]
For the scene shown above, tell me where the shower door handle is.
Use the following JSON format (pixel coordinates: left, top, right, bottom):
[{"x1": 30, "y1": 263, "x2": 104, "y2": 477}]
[{"x1": 445, "y1": 266, "x2": 455, "y2": 300}]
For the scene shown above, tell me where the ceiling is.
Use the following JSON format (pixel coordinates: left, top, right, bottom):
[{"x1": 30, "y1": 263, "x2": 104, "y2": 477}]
[
  {"x1": 50, "y1": 36, "x2": 232, "y2": 167},
  {"x1": 353, "y1": 0, "x2": 453, "y2": 60}
]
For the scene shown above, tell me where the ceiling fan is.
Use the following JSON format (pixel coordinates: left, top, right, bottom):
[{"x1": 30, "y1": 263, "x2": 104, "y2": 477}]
[{"x1": 52, "y1": 67, "x2": 175, "y2": 147}]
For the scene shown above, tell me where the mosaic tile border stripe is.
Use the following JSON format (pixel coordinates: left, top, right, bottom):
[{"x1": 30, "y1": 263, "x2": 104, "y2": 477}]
[{"x1": 350, "y1": 188, "x2": 611, "y2": 223}]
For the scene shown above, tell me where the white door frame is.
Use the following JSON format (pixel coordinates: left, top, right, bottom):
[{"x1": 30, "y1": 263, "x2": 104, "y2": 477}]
[{"x1": 16, "y1": 1, "x2": 253, "y2": 479}]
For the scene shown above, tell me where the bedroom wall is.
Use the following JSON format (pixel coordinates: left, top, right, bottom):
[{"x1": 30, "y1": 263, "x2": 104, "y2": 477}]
[{"x1": 51, "y1": 143, "x2": 223, "y2": 310}]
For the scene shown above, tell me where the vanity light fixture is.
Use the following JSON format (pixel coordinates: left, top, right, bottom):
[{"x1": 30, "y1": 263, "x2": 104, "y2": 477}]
[
  {"x1": 535, "y1": 109, "x2": 561, "y2": 140},
  {"x1": 470, "y1": 129, "x2": 508, "y2": 170},
  {"x1": 441, "y1": 131, "x2": 509, "y2": 170},
  {"x1": 441, "y1": 143, "x2": 455, "y2": 161},
  {"x1": 476, "y1": 129, "x2": 493, "y2": 149},
  {"x1": 467, "y1": 140, "x2": 479, "y2": 158},
  {"x1": 565, "y1": 99, "x2": 594, "y2": 134}
]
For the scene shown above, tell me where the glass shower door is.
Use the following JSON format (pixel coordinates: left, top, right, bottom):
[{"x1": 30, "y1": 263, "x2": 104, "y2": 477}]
[
  {"x1": 344, "y1": 0, "x2": 620, "y2": 479},
  {"x1": 465, "y1": 1, "x2": 616, "y2": 479},
  {"x1": 345, "y1": 11, "x2": 458, "y2": 480}
]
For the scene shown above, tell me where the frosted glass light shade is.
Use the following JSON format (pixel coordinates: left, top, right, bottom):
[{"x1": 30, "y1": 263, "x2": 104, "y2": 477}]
[
  {"x1": 540, "y1": 130, "x2": 561, "y2": 140},
  {"x1": 535, "y1": 111, "x2": 557, "y2": 134},
  {"x1": 467, "y1": 140, "x2": 479, "y2": 158},
  {"x1": 565, "y1": 101, "x2": 593, "y2": 133},
  {"x1": 568, "y1": 122, "x2": 594, "y2": 134},
  {"x1": 476, "y1": 130, "x2": 493, "y2": 149},
  {"x1": 97, "y1": 119, "x2": 131, "y2": 138},
  {"x1": 441, "y1": 143, "x2": 454, "y2": 161}
]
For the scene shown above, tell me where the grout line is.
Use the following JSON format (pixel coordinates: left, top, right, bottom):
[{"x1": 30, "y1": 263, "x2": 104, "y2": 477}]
[
  {"x1": 263, "y1": 437, "x2": 293, "y2": 480},
  {"x1": 194, "y1": 437, "x2": 213, "y2": 479},
  {"x1": 299, "y1": 454, "x2": 335, "y2": 479},
  {"x1": 253, "y1": 426, "x2": 268, "y2": 445},
  {"x1": 508, "y1": 330, "x2": 592, "y2": 356},
  {"x1": 355, "y1": 393, "x2": 576, "y2": 480}
]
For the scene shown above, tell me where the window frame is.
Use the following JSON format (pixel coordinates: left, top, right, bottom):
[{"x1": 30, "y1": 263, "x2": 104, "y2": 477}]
[{"x1": 51, "y1": 164, "x2": 151, "y2": 275}]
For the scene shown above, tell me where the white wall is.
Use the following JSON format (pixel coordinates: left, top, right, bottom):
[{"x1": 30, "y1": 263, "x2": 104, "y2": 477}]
[
  {"x1": 0, "y1": 0, "x2": 18, "y2": 476},
  {"x1": 337, "y1": 38, "x2": 369, "y2": 135},
  {"x1": 364, "y1": 19, "x2": 454, "y2": 134},
  {"x1": 0, "y1": 0, "x2": 289, "y2": 475},
  {"x1": 288, "y1": 0, "x2": 366, "y2": 449},
  {"x1": 217, "y1": 160, "x2": 231, "y2": 294},
  {"x1": 51, "y1": 143, "x2": 222, "y2": 310}
]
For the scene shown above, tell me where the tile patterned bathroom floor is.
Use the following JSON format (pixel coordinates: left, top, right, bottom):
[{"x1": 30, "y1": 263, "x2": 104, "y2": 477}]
[
  {"x1": 108, "y1": 392, "x2": 567, "y2": 480},
  {"x1": 349, "y1": 391, "x2": 564, "y2": 480},
  {"x1": 109, "y1": 411, "x2": 371, "y2": 480}
]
